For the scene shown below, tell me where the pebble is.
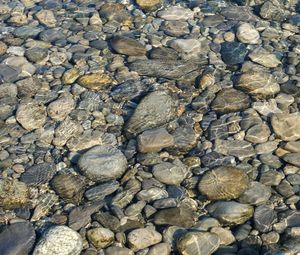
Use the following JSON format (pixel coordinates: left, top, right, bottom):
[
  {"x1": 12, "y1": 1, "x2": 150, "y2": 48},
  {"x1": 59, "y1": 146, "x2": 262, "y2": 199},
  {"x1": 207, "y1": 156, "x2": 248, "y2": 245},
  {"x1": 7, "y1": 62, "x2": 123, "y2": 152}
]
[
  {"x1": 271, "y1": 113, "x2": 300, "y2": 141},
  {"x1": 86, "y1": 228, "x2": 114, "y2": 249},
  {"x1": 111, "y1": 36, "x2": 146, "y2": 56},
  {"x1": 77, "y1": 73, "x2": 114, "y2": 91},
  {"x1": 136, "y1": 0, "x2": 161, "y2": 11},
  {"x1": 236, "y1": 23, "x2": 260, "y2": 44},
  {"x1": 210, "y1": 227, "x2": 235, "y2": 245},
  {"x1": 249, "y1": 47, "x2": 281, "y2": 68},
  {"x1": 239, "y1": 181, "x2": 271, "y2": 205},
  {"x1": 244, "y1": 123, "x2": 270, "y2": 144},
  {"x1": 47, "y1": 95, "x2": 74, "y2": 121},
  {"x1": 33, "y1": 226, "x2": 83, "y2": 255},
  {"x1": 157, "y1": 6, "x2": 194, "y2": 20},
  {"x1": 105, "y1": 247, "x2": 134, "y2": 255},
  {"x1": 220, "y1": 42, "x2": 248, "y2": 65},
  {"x1": 253, "y1": 205, "x2": 277, "y2": 233},
  {"x1": 147, "y1": 243, "x2": 171, "y2": 255},
  {"x1": 35, "y1": 10, "x2": 56, "y2": 27}
]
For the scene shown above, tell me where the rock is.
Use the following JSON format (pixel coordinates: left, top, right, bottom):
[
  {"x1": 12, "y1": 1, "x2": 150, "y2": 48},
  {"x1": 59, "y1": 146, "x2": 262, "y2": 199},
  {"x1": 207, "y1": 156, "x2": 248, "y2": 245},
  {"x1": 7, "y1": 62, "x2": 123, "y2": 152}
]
[
  {"x1": 25, "y1": 48, "x2": 48, "y2": 63},
  {"x1": 198, "y1": 166, "x2": 249, "y2": 200},
  {"x1": 211, "y1": 88, "x2": 250, "y2": 113},
  {"x1": 259, "y1": 170, "x2": 283, "y2": 186},
  {"x1": 210, "y1": 227, "x2": 235, "y2": 245},
  {"x1": 239, "y1": 182, "x2": 271, "y2": 205},
  {"x1": 177, "y1": 232, "x2": 220, "y2": 255},
  {"x1": 99, "y1": 2, "x2": 132, "y2": 25},
  {"x1": 47, "y1": 95, "x2": 74, "y2": 121},
  {"x1": 244, "y1": 123, "x2": 270, "y2": 144},
  {"x1": 33, "y1": 226, "x2": 83, "y2": 255},
  {"x1": 84, "y1": 180, "x2": 119, "y2": 201},
  {"x1": 3, "y1": 56, "x2": 36, "y2": 78},
  {"x1": 62, "y1": 68, "x2": 80, "y2": 85},
  {"x1": 0, "y1": 41, "x2": 7, "y2": 55},
  {"x1": 254, "y1": 205, "x2": 277, "y2": 233},
  {"x1": 13, "y1": 26, "x2": 43, "y2": 39},
  {"x1": 31, "y1": 193, "x2": 59, "y2": 221},
  {"x1": 111, "y1": 36, "x2": 146, "y2": 56},
  {"x1": 152, "y1": 160, "x2": 188, "y2": 186},
  {"x1": 150, "y1": 47, "x2": 178, "y2": 60},
  {"x1": 154, "y1": 207, "x2": 197, "y2": 228},
  {"x1": 252, "y1": 99, "x2": 282, "y2": 117},
  {"x1": 0, "y1": 179, "x2": 29, "y2": 209},
  {"x1": 16, "y1": 77, "x2": 41, "y2": 98},
  {"x1": 90, "y1": 40, "x2": 108, "y2": 50},
  {"x1": 220, "y1": 42, "x2": 248, "y2": 65},
  {"x1": 86, "y1": 228, "x2": 114, "y2": 249},
  {"x1": 35, "y1": 10, "x2": 56, "y2": 27},
  {"x1": 160, "y1": 20, "x2": 189, "y2": 37},
  {"x1": 237, "y1": 71, "x2": 280, "y2": 99},
  {"x1": 137, "y1": 128, "x2": 174, "y2": 153},
  {"x1": 77, "y1": 73, "x2": 113, "y2": 91},
  {"x1": 66, "y1": 130, "x2": 102, "y2": 152},
  {"x1": 249, "y1": 47, "x2": 281, "y2": 68},
  {"x1": 0, "y1": 65, "x2": 21, "y2": 83},
  {"x1": 284, "y1": 141, "x2": 300, "y2": 153},
  {"x1": 147, "y1": 243, "x2": 171, "y2": 255},
  {"x1": 221, "y1": 6, "x2": 259, "y2": 22},
  {"x1": 271, "y1": 113, "x2": 300, "y2": 141},
  {"x1": 127, "y1": 227, "x2": 162, "y2": 252},
  {"x1": 20, "y1": 163, "x2": 56, "y2": 186},
  {"x1": 214, "y1": 139, "x2": 256, "y2": 160},
  {"x1": 125, "y1": 90, "x2": 177, "y2": 135},
  {"x1": 157, "y1": 6, "x2": 194, "y2": 20},
  {"x1": 283, "y1": 153, "x2": 300, "y2": 167},
  {"x1": 136, "y1": 187, "x2": 168, "y2": 203},
  {"x1": 136, "y1": 0, "x2": 161, "y2": 11},
  {"x1": 78, "y1": 145, "x2": 127, "y2": 182},
  {"x1": 39, "y1": 29, "x2": 65, "y2": 43},
  {"x1": 169, "y1": 39, "x2": 202, "y2": 55},
  {"x1": 16, "y1": 99, "x2": 46, "y2": 131},
  {"x1": 207, "y1": 201, "x2": 254, "y2": 226},
  {"x1": 105, "y1": 247, "x2": 134, "y2": 255},
  {"x1": 236, "y1": 23, "x2": 260, "y2": 44},
  {"x1": 0, "y1": 222, "x2": 36, "y2": 255},
  {"x1": 260, "y1": 1, "x2": 285, "y2": 21}
]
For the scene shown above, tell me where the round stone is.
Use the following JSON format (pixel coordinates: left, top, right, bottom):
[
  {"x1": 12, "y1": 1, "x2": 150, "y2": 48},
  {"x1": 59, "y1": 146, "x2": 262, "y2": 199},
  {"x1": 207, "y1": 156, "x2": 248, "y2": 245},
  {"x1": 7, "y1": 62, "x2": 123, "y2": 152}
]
[
  {"x1": 86, "y1": 228, "x2": 114, "y2": 249},
  {"x1": 33, "y1": 226, "x2": 83, "y2": 255},
  {"x1": 47, "y1": 95, "x2": 74, "y2": 121},
  {"x1": 220, "y1": 42, "x2": 248, "y2": 65},
  {"x1": 198, "y1": 166, "x2": 249, "y2": 200},
  {"x1": 25, "y1": 48, "x2": 48, "y2": 63},
  {"x1": 236, "y1": 23, "x2": 260, "y2": 44},
  {"x1": 239, "y1": 181, "x2": 271, "y2": 205},
  {"x1": 271, "y1": 113, "x2": 300, "y2": 141},
  {"x1": 136, "y1": 0, "x2": 161, "y2": 11},
  {"x1": 111, "y1": 36, "x2": 146, "y2": 56},
  {"x1": 77, "y1": 73, "x2": 113, "y2": 91},
  {"x1": 177, "y1": 232, "x2": 220, "y2": 255},
  {"x1": 78, "y1": 145, "x2": 128, "y2": 182}
]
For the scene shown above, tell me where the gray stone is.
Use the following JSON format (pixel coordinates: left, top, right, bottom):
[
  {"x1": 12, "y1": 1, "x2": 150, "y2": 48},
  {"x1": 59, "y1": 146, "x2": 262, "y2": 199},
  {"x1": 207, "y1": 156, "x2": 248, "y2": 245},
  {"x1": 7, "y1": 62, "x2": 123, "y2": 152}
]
[
  {"x1": 136, "y1": 187, "x2": 168, "y2": 203},
  {"x1": 110, "y1": 36, "x2": 146, "y2": 56},
  {"x1": 271, "y1": 113, "x2": 300, "y2": 141},
  {"x1": 0, "y1": 65, "x2": 21, "y2": 83},
  {"x1": 254, "y1": 205, "x2": 277, "y2": 233},
  {"x1": 236, "y1": 23, "x2": 260, "y2": 44},
  {"x1": 239, "y1": 182, "x2": 271, "y2": 205},
  {"x1": 157, "y1": 6, "x2": 194, "y2": 20},
  {"x1": 259, "y1": 170, "x2": 283, "y2": 186},
  {"x1": 283, "y1": 153, "x2": 300, "y2": 167},
  {"x1": 25, "y1": 48, "x2": 48, "y2": 63},
  {"x1": 160, "y1": 20, "x2": 189, "y2": 37},
  {"x1": 147, "y1": 243, "x2": 171, "y2": 255},
  {"x1": 105, "y1": 247, "x2": 134, "y2": 255},
  {"x1": 260, "y1": 1, "x2": 285, "y2": 21},
  {"x1": 78, "y1": 145, "x2": 127, "y2": 182},
  {"x1": 244, "y1": 123, "x2": 270, "y2": 144},
  {"x1": 220, "y1": 42, "x2": 248, "y2": 65},
  {"x1": 249, "y1": 47, "x2": 281, "y2": 68}
]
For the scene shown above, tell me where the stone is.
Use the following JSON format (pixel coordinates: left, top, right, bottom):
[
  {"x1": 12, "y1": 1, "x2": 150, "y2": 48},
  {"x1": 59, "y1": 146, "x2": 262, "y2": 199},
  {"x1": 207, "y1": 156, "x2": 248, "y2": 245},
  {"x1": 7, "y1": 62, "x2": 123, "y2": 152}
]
[
  {"x1": 249, "y1": 47, "x2": 281, "y2": 68},
  {"x1": 86, "y1": 228, "x2": 114, "y2": 249},
  {"x1": 169, "y1": 39, "x2": 202, "y2": 55},
  {"x1": 136, "y1": 0, "x2": 161, "y2": 11},
  {"x1": 271, "y1": 113, "x2": 300, "y2": 141},
  {"x1": 160, "y1": 20, "x2": 189, "y2": 37},
  {"x1": 283, "y1": 153, "x2": 300, "y2": 167},
  {"x1": 2, "y1": 56, "x2": 36, "y2": 78},
  {"x1": 84, "y1": 180, "x2": 119, "y2": 201},
  {"x1": 259, "y1": 170, "x2": 283, "y2": 186},
  {"x1": 127, "y1": 227, "x2": 162, "y2": 252},
  {"x1": 260, "y1": 1, "x2": 285, "y2": 21},
  {"x1": 221, "y1": 6, "x2": 259, "y2": 22},
  {"x1": 220, "y1": 42, "x2": 248, "y2": 65},
  {"x1": 207, "y1": 201, "x2": 254, "y2": 226},
  {"x1": 177, "y1": 232, "x2": 220, "y2": 255},
  {"x1": 78, "y1": 145, "x2": 127, "y2": 182},
  {"x1": 150, "y1": 47, "x2": 178, "y2": 60},
  {"x1": 105, "y1": 247, "x2": 134, "y2": 255},
  {"x1": 284, "y1": 141, "x2": 300, "y2": 153},
  {"x1": 239, "y1": 182, "x2": 271, "y2": 205},
  {"x1": 0, "y1": 222, "x2": 36, "y2": 255},
  {"x1": 210, "y1": 227, "x2": 235, "y2": 245},
  {"x1": 0, "y1": 65, "x2": 21, "y2": 83},
  {"x1": 214, "y1": 139, "x2": 256, "y2": 160},
  {"x1": 137, "y1": 128, "x2": 174, "y2": 153},
  {"x1": 99, "y1": 3, "x2": 132, "y2": 25},
  {"x1": 35, "y1": 10, "x2": 56, "y2": 27},
  {"x1": 147, "y1": 243, "x2": 171, "y2": 255},
  {"x1": 136, "y1": 187, "x2": 168, "y2": 203},
  {"x1": 199, "y1": 166, "x2": 249, "y2": 200},
  {"x1": 237, "y1": 71, "x2": 280, "y2": 99},
  {"x1": 244, "y1": 123, "x2": 270, "y2": 144},
  {"x1": 0, "y1": 41, "x2": 7, "y2": 55},
  {"x1": 13, "y1": 26, "x2": 43, "y2": 39},
  {"x1": 39, "y1": 29, "x2": 65, "y2": 43},
  {"x1": 211, "y1": 88, "x2": 250, "y2": 114},
  {"x1": 236, "y1": 23, "x2": 260, "y2": 44},
  {"x1": 90, "y1": 40, "x2": 108, "y2": 50},
  {"x1": 154, "y1": 207, "x2": 197, "y2": 228},
  {"x1": 25, "y1": 48, "x2": 48, "y2": 63},
  {"x1": 252, "y1": 99, "x2": 282, "y2": 117},
  {"x1": 33, "y1": 226, "x2": 83, "y2": 255},
  {"x1": 254, "y1": 205, "x2": 277, "y2": 233},
  {"x1": 125, "y1": 90, "x2": 177, "y2": 135},
  {"x1": 157, "y1": 6, "x2": 194, "y2": 20},
  {"x1": 47, "y1": 95, "x2": 74, "y2": 121},
  {"x1": 16, "y1": 99, "x2": 46, "y2": 131},
  {"x1": 62, "y1": 68, "x2": 80, "y2": 85},
  {"x1": 110, "y1": 36, "x2": 146, "y2": 56},
  {"x1": 16, "y1": 77, "x2": 41, "y2": 98},
  {"x1": 77, "y1": 73, "x2": 113, "y2": 91},
  {"x1": 152, "y1": 160, "x2": 188, "y2": 186},
  {"x1": 66, "y1": 130, "x2": 102, "y2": 152}
]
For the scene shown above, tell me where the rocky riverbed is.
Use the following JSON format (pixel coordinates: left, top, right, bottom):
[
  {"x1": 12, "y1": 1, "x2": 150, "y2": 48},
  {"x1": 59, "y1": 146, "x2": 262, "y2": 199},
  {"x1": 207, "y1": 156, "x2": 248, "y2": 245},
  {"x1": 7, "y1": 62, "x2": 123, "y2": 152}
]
[{"x1": 0, "y1": 0, "x2": 300, "y2": 254}]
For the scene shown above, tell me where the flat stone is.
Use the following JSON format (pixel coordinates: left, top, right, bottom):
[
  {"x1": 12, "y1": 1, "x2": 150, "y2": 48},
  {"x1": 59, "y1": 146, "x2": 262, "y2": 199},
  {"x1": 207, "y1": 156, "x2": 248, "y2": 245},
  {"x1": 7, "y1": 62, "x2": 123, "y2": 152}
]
[
  {"x1": 0, "y1": 65, "x2": 21, "y2": 83},
  {"x1": 271, "y1": 113, "x2": 300, "y2": 141},
  {"x1": 2, "y1": 56, "x2": 36, "y2": 78},
  {"x1": 220, "y1": 42, "x2": 248, "y2": 65},
  {"x1": 62, "y1": 68, "x2": 81, "y2": 85},
  {"x1": 157, "y1": 6, "x2": 194, "y2": 20},
  {"x1": 221, "y1": 6, "x2": 259, "y2": 22},
  {"x1": 125, "y1": 90, "x2": 177, "y2": 135},
  {"x1": 25, "y1": 48, "x2": 48, "y2": 63},
  {"x1": 245, "y1": 123, "x2": 270, "y2": 144},
  {"x1": 210, "y1": 227, "x2": 235, "y2": 245},
  {"x1": 252, "y1": 99, "x2": 282, "y2": 117},
  {"x1": 169, "y1": 39, "x2": 202, "y2": 54},
  {"x1": 160, "y1": 20, "x2": 190, "y2": 37},
  {"x1": 237, "y1": 71, "x2": 280, "y2": 99},
  {"x1": 236, "y1": 23, "x2": 260, "y2": 44},
  {"x1": 127, "y1": 227, "x2": 162, "y2": 252},
  {"x1": 21, "y1": 163, "x2": 56, "y2": 186},
  {"x1": 177, "y1": 232, "x2": 220, "y2": 255},
  {"x1": 39, "y1": 29, "x2": 65, "y2": 43},
  {"x1": 199, "y1": 166, "x2": 249, "y2": 201},
  {"x1": 137, "y1": 128, "x2": 174, "y2": 153},
  {"x1": 147, "y1": 243, "x2": 171, "y2": 255},
  {"x1": 284, "y1": 141, "x2": 300, "y2": 153},
  {"x1": 136, "y1": 187, "x2": 168, "y2": 203},
  {"x1": 13, "y1": 26, "x2": 43, "y2": 39},
  {"x1": 208, "y1": 201, "x2": 254, "y2": 226},
  {"x1": 260, "y1": 1, "x2": 285, "y2": 21},
  {"x1": 77, "y1": 73, "x2": 113, "y2": 91},
  {"x1": 249, "y1": 47, "x2": 281, "y2": 68},
  {"x1": 283, "y1": 153, "x2": 300, "y2": 167},
  {"x1": 259, "y1": 170, "x2": 284, "y2": 186},
  {"x1": 254, "y1": 205, "x2": 277, "y2": 233},
  {"x1": 47, "y1": 95, "x2": 74, "y2": 121},
  {"x1": 211, "y1": 88, "x2": 250, "y2": 113},
  {"x1": 33, "y1": 226, "x2": 83, "y2": 255},
  {"x1": 99, "y1": 3, "x2": 132, "y2": 25},
  {"x1": 239, "y1": 181, "x2": 271, "y2": 205},
  {"x1": 152, "y1": 160, "x2": 188, "y2": 186},
  {"x1": 35, "y1": 10, "x2": 56, "y2": 27},
  {"x1": 136, "y1": 0, "x2": 161, "y2": 11},
  {"x1": 154, "y1": 207, "x2": 197, "y2": 228},
  {"x1": 214, "y1": 139, "x2": 256, "y2": 160},
  {"x1": 66, "y1": 130, "x2": 102, "y2": 152},
  {"x1": 78, "y1": 145, "x2": 127, "y2": 182},
  {"x1": 0, "y1": 222, "x2": 36, "y2": 255},
  {"x1": 111, "y1": 36, "x2": 146, "y2": 56},
  {"x1": 105, "y1": 247, "x2": 134, "y2": 255},
  {"x1": 16, "y1": 99, "x2": 46, "y2": 131},
  {"x1": 86, "y1": 228, "x2": 114, "y2": 249}
]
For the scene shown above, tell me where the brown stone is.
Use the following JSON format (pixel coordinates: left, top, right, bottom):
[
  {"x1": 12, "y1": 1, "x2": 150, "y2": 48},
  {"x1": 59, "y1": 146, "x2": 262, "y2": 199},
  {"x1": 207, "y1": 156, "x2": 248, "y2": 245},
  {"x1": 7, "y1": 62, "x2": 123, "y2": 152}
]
[{"x1": 77, "y1": 73, "x2": 113, "y2": 91}]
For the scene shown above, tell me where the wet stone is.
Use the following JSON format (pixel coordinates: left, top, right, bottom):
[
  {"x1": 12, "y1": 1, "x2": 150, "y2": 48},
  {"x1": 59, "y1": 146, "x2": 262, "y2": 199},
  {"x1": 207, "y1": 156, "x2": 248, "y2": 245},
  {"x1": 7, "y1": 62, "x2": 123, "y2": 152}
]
[
  {"x1": 236, "y1": 23, "x2": 260, "y2": 44},
  {"x1": 248, "y1": 47, "x2": 281, "y2": 68},
  {"x1": 254, "y1": 205, "x2": 277, "y2": 233},
  {"x1": 271, "y1": 113, "x2": 300, "y2": 141},
  {"x1": 259, "y1": 170, "x2": 283, "y2": 186},
  {"x1": 136, "y1": 0, "x2": 161, "y2": 11},
  {"x1": 157, "y1": 6, "x2": 194, "y2": 20},
  {"x1": 84, "y1": 180, "x2": 119, "y2": 201},
  {"x1": 105, "y1": 247, "x2": 134, "y2": 255},
  {"x1": 86, "y1": 228, "x2": 114, "y2": 249},
  {"x1": 198, "y1": 166, "x2": 249, "y2": 200},
  {"x1": 239, "y1": 182, "x2": 271, "y2": 205},
  {"x1": 244, "y1": 123, "x2": 270, "y2": 144},
  {"x1": 260, "y1": 1, "x2": 285, "y2": 21},
  {"x1": 283, "y1": 153, "x2": 300, "y2": 167},
  {"x1": 25, "y1": 48, "x2": 48, "y2": 63},
  {"x1": 20, "y1": 163, "x2": 56, "y2": 186},
  {"x1": 160, "y1": 20, "x2": 190, "y2": 37},
  {"x1": 147, "y1": 243, "x2": 171, "y2": 255},
  {"x1": 77, "y1": 73, "x2": 113, "y2": 91},
  {"x1": 220, "y1": 42, "x2": 248, "y2": 65},
  {"x1": 110, "y1": 36, "x2": 146, "y2": 56}
]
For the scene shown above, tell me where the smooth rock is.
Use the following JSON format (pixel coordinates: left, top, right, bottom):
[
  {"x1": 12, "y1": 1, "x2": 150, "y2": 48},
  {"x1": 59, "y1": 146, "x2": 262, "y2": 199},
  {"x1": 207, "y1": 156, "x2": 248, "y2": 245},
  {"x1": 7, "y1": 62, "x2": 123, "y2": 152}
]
[
  {"x1": 111, "y1": 36, "x2": 146, "y2": 56},
  {"x1": 271, "y1": 113, "x2": 300, "y2": 141},
  {"x1": 62, "y1": 68, "x2": 80, "y2": 85},
  {"x1": 248, "y1": 47, "x2": 281, "y2": 68},
  {"x1": 239, "y1": 181, "x2": 271, "y2": 205},
  {"x1": 47, "y1": 95, "x2": 74, "y2": 121},
  {"x1": 220, "y1": 42, "x2": 248, "y2": 65},
  {"x1": 210, "y1": 227, "x2": 235, "y2": 245},
  {"x1": 254, "y1": 205, "x2": 277, "y2": 233},
  {"x1": 105, "y1": 247, "x2": 134, "y2": 255},
  {"x1": 127, "y1": 227, "x2": 162, "y2": 252},
  {"x1": 25, "y1": 48, "x2": 48, "y2": 63},
  {"x1": 33, "y1": 226, "x2": 83, "y2": 255},
  {"x1": 87, "y1": 228, "x2": 114, "y2": 249},
  {"x1": 283, "y1": 153, "x2": 300, "y2": 167},
  {"x1": 244, "y1": 123, "x2": 270, "y2": 144},
  {"x1": 198, "y1": 166, "x2": 249, "y2": 200},
  {"x1": 208, "y1": 201, "x2": 254, "y2": 226},
  {"x1": 260, "y1": 1, "x2": 285, "y2": 21},
  {"x1": 157, "y1": 6, "x2": 194, "y2": 20},
  {"x1": 236, "y1": 23, "x2": 260, "y2": 44},
  {"x1": 259, "y1": 170, "x2": 283, "y2": 186},
  {"x1": 78, "y1": 145, "x2": 127, "y2": 182},
  {"x1": 35, "y1": 10, "x2": 56, "y2": 27},
  {"x1": 77, "y1": 73, "x2": 113, "y2": 91},
  {"x1": 177, "y1": 232, "x2": 220, "y2": 255},
  {"x1": 136, "y1": 0, "x2": 161, "y2": 11},
  {"x1": 160, "y1": 20, "x2": 189, "y2": 37},
  {"x1": 147, "y1": 243, "x2": 171, "y2": 255},
  {"x1": 284, "y1": 141, "x2": 300, "y2": 153}
]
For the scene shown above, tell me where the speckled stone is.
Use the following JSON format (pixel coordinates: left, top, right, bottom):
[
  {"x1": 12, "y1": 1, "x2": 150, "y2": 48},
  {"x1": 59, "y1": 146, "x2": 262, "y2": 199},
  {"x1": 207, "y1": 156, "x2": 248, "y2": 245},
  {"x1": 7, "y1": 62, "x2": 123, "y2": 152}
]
[{"x1": 271, "y1": 113, "x2": 300, "y2": 141}]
